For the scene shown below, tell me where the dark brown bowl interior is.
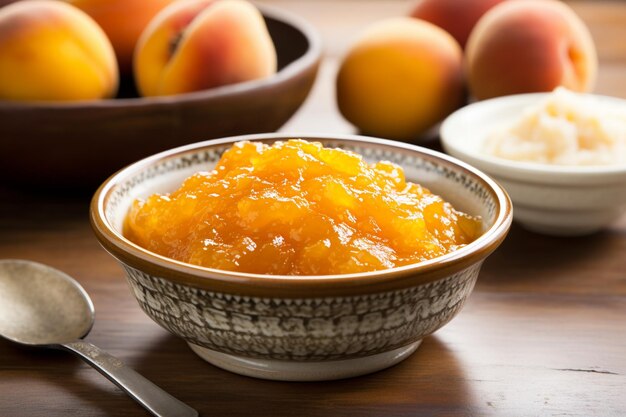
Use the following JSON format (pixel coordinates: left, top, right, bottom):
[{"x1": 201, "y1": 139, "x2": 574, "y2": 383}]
[{"x1": 0, "y1": 6, "x2": 321, "y2": 189}]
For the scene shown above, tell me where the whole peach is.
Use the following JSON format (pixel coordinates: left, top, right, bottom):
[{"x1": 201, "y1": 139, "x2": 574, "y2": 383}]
[
  {"x1": 134, "y1": 0, "x2": 277, "y2": 97},
  {"x1": 336, "y1": 17, "x2": 464, "y2": 141},
  {"x1": 466, "y1": 0, "x2": 597, "y2": 100},
  {"x1": 411, "y1": 0, "x2": 505, "y2": 48},
  {"x1": 0, "y1": 0, "x2": 118, "y2": 101},
  {"x1": 66, "y1": 0, "x2": 173, "y2": 74}
]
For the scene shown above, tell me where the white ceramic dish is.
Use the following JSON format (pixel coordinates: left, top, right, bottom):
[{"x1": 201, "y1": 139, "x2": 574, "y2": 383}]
[{"x1": 441, "y1": 92, "x2": 626, "y2": 236}]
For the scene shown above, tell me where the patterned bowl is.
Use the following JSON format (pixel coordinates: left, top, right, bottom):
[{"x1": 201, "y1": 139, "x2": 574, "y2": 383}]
[{"x1": 90, "y1": 133, "x2": 512, "y2": 381}]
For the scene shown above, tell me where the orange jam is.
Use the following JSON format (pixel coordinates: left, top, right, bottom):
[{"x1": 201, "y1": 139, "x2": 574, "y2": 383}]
[{"x1": 124, "y1": 140, "x2": 482, "y2": 275}]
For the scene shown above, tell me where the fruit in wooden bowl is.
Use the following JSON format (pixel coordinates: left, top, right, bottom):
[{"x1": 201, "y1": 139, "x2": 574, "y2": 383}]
[
  {"x1": 466, "y1": 0, "x2": 597, "y2": 100},
  {"x1": 134, "y1": 0, "x2": 277, "y2": 97},
  {"x1": 0, "y1": 0, "x2": 118, "y2": 102},
  {"x1": 91, "y1": 133, "x2": 512, "y2": 381},
  {"x1": 0, "y1": 4, "x2": 321, "y2": 188},
  {"x1": 65, "y1": 0, "x2": 173, "y2": 74}
]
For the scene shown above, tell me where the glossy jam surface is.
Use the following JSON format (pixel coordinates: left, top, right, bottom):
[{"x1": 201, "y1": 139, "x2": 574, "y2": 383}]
[{"x1": 124, "y1": 140, "x2": 482, "y2": 275}]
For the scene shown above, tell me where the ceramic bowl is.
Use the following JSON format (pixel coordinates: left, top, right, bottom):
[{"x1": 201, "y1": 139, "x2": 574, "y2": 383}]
[
  {"x1": 0, "y1": 5, "x2": 321, "y2": 188},
  {"x1": 90, "y1": 133, "x2": 512, "y2": 381},
  {"x1": 441, "y1": 93, "x2": 626, "y2": 236}
]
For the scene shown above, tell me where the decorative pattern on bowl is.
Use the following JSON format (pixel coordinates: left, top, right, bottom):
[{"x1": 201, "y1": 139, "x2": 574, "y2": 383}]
[
  {"x1": 123, "y1": 263, "x2": 479, "y2": 361},
  {"x1": 91, "y1": 134, "x2": 512, "y2": 380}
]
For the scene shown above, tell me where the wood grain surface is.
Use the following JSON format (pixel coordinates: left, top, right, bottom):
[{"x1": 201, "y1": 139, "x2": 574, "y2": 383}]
[{"x1": 1, "y1": 1, "x2": 625, "y2": 416}]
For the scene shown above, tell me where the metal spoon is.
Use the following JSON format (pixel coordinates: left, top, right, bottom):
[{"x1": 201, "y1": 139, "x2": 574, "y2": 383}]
[{"x1": 0, "y1": 259, "x2": 198, "y2": 417}]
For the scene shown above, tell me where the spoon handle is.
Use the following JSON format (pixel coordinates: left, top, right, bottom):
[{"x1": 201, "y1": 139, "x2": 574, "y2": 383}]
[{"x1": 62, "y1": 340, "x2": 198, "y2": 417}]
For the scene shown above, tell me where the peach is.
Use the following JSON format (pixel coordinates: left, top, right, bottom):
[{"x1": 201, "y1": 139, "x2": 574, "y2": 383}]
[
  {"x1": 410, "y1": 0, "x2": 505, "y2": 48},
  {"x1": 134, "y1": 0, "x2": 277, "y2": 97},
  {"x1": 466, "y1": 0, "x2": 597, "y2": 100},
  {"x1": 66, "y1": 0, "x2": 173, "y2": 74},
  {"x1": 336, "y1": 17, "x2": 464, "y2": 141},
  {"x1": 0, "y1": 0, "x2": 118, "y2": 101}
]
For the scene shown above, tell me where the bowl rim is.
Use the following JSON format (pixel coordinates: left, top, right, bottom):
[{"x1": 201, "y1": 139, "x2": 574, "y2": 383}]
[
  {"x1": 440, "y1": 92, "x2": 626, "y2": 185},
  {"x1": 91, "y1": 133, "x2": 512, "y2": 297},
  {"x1": 0, "y1": 3, "x2": 322, "y2": 110}
]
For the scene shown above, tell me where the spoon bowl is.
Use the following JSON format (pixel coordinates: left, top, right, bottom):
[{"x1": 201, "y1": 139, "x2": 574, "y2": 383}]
[
  {"x1": 0, "y1": 259, "x2": 197, "y2": 417},
  {"x1": 0, "y1": 260, "x2": 93, "y2": 346}
]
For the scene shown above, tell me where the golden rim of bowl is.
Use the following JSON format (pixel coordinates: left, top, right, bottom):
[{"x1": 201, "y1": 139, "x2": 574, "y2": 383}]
[{"x1": 91, "y1": 133, "x2": 513, "y2": 297}]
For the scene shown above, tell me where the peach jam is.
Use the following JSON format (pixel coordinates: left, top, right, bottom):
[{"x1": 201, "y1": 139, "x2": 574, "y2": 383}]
[{"x1": 124, "y1": 140, "x2": 481, "y2": 275}]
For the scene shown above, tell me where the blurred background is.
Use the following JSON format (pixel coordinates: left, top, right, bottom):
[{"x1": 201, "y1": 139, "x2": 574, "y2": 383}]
[{"x1": 259, "y1": 0, "x2": 626, "y2": 133}]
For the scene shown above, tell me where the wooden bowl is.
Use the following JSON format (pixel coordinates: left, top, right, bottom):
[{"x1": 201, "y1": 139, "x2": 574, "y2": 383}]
[{"x1": 0, "y1": 5, "x2": 321, "y2": 188}]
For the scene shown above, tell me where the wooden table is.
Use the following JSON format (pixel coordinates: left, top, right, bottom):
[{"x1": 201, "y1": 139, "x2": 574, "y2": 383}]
[{"x1": 1, "y1": 1, "x2": 625, "y2": 416}]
